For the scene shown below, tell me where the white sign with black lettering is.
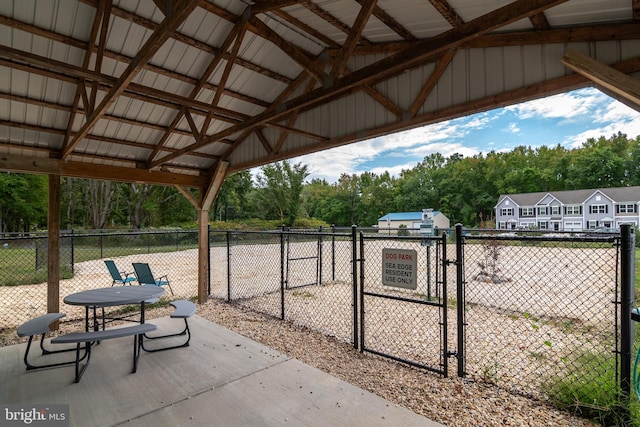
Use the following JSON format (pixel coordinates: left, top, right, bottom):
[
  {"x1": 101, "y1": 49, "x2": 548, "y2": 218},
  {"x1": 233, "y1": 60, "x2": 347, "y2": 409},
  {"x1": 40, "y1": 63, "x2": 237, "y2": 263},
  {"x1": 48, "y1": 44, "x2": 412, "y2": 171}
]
[{"x1": 382, "y1": 248, "x2": 417, "y2": 290}]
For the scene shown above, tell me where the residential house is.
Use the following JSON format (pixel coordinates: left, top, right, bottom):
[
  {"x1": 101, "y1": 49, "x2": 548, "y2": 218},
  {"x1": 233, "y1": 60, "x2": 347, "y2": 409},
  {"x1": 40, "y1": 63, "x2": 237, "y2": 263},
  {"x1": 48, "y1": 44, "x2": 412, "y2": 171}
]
[
  {"x1": 377, "y1": 210, "x2": 450, "y2": 233},
  {"x1": 495, "y1": 186, "x2": 640, "y2": 231}
]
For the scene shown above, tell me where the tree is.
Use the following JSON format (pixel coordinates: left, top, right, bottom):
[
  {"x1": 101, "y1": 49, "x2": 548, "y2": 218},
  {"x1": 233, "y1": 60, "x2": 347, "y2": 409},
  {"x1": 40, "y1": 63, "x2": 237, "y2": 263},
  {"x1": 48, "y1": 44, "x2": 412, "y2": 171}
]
[
  {"x1": 213, "y1": 170, "x2": 253, "y2": 221},
  {"x1": 0, "y1": 172, "x2": 47, "y2": 233},
  {"x1": 255, "y1": 161, "x2": 310, "y2": 226}
]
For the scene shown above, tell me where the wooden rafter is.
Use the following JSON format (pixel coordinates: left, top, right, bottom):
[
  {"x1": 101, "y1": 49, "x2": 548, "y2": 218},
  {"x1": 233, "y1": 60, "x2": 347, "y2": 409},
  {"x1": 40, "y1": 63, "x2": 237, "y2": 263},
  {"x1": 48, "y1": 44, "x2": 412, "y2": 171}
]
[
  {"x1": 529, "y1": 12, "x2": 551, "y2": 30},
  {"x1": 409, "y1": 48, "x2": 457, "y2": 118},
  {"x1": 303, "y1": 1, "x2": 372, "y2": 45},
  {"x1": 562, "y1": 49, "x2": 640, "y2": 109},
  {"x1": 151, "y1": 0, "x2": 569, "y2": 167},
  {"x1": 355, "y1": 0, "x2": 416, "y2": 41},
  {"x1": 330, "y1": 0, "x2": 378, "y2": 79},
  {"x1": 62, "y1": 0, "x2": 107, "y2": 151},
  {"x1": 269, "y1": 8, "x2": 341, "y2": 48},
  {"x1": 61, "y1": 0, "x2": 200, "y2": 159},
  {"x1": 145, "y1": 14, "x2": 249, "y2": 166},
  {"x1": 428, "y1": 0, "x2": 464, "y2": 28},
  {"x1": 226, "y1": 56, "x2": 640, "y2": 174},
  {"x1": 247, "y1": 16, "x2": 327, "y2": 82}
]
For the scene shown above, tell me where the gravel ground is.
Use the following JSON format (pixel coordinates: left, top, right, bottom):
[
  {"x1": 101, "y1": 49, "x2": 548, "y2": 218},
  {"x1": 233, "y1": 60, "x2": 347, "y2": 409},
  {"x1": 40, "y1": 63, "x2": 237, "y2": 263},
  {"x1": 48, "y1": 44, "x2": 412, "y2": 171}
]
[
  {"x1": 161, "y1": 299, "x2": 597, "y2": 427},
  {"x1": 1, "y1": 298, "x2": 599, "y2": 426}
]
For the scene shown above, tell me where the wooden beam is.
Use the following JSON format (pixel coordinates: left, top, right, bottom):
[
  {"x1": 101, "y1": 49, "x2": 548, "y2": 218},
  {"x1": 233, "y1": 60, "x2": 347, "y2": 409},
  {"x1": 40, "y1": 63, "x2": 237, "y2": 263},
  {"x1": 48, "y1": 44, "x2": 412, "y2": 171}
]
[
  {"x1": 61, "y1": 0, "x2": 199, "y2": 158},
  {"x1": 197, "y1": 207, "x2": 209, "y2": 304},
  {"x1": 158, "y1": 0, "x2": 569, "y2": 164},
  {"x1": 176, "y1": 185, "x2": 202, "y2": 209},
  {"x1": 247, "y1": 16, "x2": 327, "y2": 82},
  {"x1": 0, "y1": 155, "x2": 210, "y2": 188},
  {"x1": 202, "y1": 161, "x2": 229, "y2": 211},
  {"x1": 146, "y1": 16, "x2": 249, "y2": 166},
  {"x1": 47, "y1": 176, "x2": 61, "y2": 316},
  {"x1": 562, "y1": 49, "x2": 640, "y2": 108},
  {"x1": 409, "y1": 48, "x2": 457, "y2": 117},
  {"x1": 428, "y1": 0, "x2": 464, "y2": 27},
  {"x1": 227, "y1": 56, "x2": 640, "y2": 173},
  {"x1": 250, "y1": 0, "x2": 300, "y2": 14},
  {"x1": 330, "y1": 0, "x2": 378, "y2": 79}
]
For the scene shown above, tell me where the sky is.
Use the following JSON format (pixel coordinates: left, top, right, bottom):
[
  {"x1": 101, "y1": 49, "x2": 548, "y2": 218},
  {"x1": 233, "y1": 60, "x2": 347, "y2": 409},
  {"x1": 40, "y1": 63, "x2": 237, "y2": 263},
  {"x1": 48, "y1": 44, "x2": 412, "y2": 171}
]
[{"x1": 282, "y1": 88, "x2": 640, "y2": 184}]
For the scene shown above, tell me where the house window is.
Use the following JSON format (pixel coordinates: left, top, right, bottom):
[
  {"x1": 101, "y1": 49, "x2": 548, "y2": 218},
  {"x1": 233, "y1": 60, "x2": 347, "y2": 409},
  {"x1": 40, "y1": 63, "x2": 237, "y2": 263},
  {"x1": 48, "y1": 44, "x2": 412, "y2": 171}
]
[
  {"x1": 565, "y1": 206, "x2": 582, "y2": 215},
  {"x1": 587, "y1": 220, "x2": 598, "y2": 229},
  {"x1": 551, "y1": 206, "x2": 560, "y2": 215},
  {"x1": 538, "y1": 221, "x2": 548, "y2": 230},
  {"x1": 498, "y1": 221, "x2": 506, "y2": 229},
  {"x1": 589, "y1": 204, "x2": 607, "y2": 214},
  {"x1": 616, "y1": 204, "x2": 637, "y2": 214},
  {"x1": 537, "y1": 206, "x2": 548, "y2": 215},
  {"x1": 501, "y1": 208, "x2": 513, "y2": 216},
  {"x1": 520, "y1": 207, "x2": 534, "y2": 217}
]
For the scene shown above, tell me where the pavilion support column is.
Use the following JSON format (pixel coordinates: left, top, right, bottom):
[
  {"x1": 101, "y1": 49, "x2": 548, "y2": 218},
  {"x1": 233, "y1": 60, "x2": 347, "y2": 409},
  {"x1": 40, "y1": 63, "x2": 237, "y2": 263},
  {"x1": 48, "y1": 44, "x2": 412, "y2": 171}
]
[
  {"x1": 197, "y1": 208, "x2": 209, "y2": 304},
  {"x1": 47, "y1": 175, "x2": 61, "y2": 317},
  {"x1": 178, "y1": 161, "x2": 228, "y2": 304}
]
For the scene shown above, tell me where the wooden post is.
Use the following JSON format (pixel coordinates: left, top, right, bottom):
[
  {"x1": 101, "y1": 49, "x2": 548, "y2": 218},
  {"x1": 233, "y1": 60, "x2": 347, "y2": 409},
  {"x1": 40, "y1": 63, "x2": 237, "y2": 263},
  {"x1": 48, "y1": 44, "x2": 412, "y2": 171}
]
[
  {"x1": 197, "y1": 208, "x2": 209, "y2": 303},
  {"x1": 47, "y1": 175, "x2": 61, "y2": 317}
]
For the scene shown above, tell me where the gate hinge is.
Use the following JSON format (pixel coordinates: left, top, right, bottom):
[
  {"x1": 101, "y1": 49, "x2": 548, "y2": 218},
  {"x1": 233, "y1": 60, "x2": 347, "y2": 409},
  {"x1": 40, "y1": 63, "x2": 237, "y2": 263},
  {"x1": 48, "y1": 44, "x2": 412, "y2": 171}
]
[
  {"x1": 445, "y1": 259, "x2": 460, "y2": 266},
  {"x1": 446, "y1": 350, "x2": 458, "y2": 358}
]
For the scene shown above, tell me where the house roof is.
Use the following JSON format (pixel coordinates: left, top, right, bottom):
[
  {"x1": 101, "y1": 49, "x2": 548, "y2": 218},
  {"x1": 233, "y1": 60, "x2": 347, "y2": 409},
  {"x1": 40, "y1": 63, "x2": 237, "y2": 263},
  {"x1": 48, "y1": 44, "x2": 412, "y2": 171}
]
[
  {"x1": 1, "y1": 1, "x2": 639, "y2": 194},
  {"x1": 378, "y1": 211, "x2": 441, "y2": 221},
  {"x1": 497, "y1": 186, "x2": 640, "y2": 207}
]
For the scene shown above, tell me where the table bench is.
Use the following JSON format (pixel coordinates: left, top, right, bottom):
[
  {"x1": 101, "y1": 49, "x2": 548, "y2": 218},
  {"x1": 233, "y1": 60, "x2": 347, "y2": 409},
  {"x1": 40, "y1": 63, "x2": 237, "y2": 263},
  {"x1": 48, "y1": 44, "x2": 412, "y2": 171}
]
[
  {"x1": 52, "y1": 323, "x2": 157, "y2": 383},
  {"x1": 142, "y1": 300, "x2": 196, "y2": 352},
  {"x1": 17, "y1": 313, "x2": 77, "y2": 371}
]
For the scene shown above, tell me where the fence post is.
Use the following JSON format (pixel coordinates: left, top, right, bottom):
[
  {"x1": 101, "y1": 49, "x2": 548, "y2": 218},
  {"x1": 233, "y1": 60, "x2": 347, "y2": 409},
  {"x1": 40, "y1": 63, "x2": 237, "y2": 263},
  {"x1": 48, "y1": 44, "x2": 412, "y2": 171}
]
[
  {"x1": 455, "y1": 223, "x2": 466, "y2": 378},
  {"x1": 331, "y1": 224, "x2": 336, "y2": 281},
  {"x1": 71, "y1": 229, "x2": 75, "y2": 274},
  {"x1": 352, "y1": 225, "x2": 358, "y2": 349},
  {"x1": 318, "y1": 226, "x2": 323, "y2": 287},
  {"x1": 207, "y1": 225, "x2": 211, "y2": 296},
  {"x1": 619, "y1": 224, "x2": 635, "y2": 413},
  {"x1": 280, "y1": 228, "x2": 286, "y2": 320},
  {"x1": 226, "y1": 230, "x2": 231, "y2": 302}
]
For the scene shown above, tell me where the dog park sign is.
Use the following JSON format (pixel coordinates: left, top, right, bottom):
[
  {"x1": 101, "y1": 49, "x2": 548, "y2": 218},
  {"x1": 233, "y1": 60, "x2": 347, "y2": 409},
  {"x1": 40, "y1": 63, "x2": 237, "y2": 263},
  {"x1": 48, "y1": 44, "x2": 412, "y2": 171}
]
[{"x1": 382, "y1": 248, "x2": 417, "y2": 290}]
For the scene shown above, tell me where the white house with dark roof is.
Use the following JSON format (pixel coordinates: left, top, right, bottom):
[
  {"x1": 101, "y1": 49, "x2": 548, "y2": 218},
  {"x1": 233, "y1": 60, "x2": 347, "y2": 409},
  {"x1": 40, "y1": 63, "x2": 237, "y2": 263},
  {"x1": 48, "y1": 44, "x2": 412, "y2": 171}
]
[{"x1": 495, "y1": 186, "x2": 640, "y2": 231}]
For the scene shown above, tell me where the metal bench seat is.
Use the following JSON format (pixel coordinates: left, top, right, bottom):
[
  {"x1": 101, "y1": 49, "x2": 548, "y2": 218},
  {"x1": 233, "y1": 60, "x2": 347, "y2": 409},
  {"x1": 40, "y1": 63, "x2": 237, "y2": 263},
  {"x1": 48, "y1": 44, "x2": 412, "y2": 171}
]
[
  {"x1": 52, "y1": 323, "x2": 157, "y2": 383},
  {"x1": 142, "y1": 300, "x2": 196, "y2": 352},
  {"x1": 17, "y1": 313, "x2": 80, "y2": 371}
]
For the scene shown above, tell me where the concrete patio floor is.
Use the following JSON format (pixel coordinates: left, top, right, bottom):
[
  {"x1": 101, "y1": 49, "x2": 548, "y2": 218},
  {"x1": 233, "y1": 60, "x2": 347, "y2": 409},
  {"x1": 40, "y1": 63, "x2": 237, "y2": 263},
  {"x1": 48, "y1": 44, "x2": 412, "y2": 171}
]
[{"x1": 1, "y1": 315, "x2": 441, "y2": 426}]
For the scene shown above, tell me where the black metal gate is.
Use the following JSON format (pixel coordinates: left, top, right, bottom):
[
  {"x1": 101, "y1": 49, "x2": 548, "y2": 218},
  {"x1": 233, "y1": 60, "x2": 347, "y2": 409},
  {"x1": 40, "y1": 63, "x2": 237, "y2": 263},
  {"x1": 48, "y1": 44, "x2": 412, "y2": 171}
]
[
  {"x1": 285, "y1": 232, "x2": 320, "y2": 289},
  {"x1": 358, "y1": 232, "x2": 450, "y2": 376}
]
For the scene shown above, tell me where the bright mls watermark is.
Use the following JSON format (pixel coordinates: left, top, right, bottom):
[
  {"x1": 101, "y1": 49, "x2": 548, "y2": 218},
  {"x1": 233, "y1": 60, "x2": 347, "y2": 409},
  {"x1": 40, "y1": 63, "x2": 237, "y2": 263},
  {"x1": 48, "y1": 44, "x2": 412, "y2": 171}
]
[{"x1": 0, "y1": 404, "x2": 69, "y2": 426}]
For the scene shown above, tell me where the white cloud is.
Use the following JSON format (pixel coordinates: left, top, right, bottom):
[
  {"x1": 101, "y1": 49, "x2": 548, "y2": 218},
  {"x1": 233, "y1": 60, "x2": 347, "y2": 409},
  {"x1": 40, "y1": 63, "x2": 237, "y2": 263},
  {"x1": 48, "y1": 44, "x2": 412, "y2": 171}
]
[
  {"x1": 265, "y1": 88, "x2": 639, "y2": 184},
  {"x1": 505, "y1": 88, "x2": 605, "y2": 120},
  {"x1": 503, "y1": 122, "x2": 520, "y2": 134}
]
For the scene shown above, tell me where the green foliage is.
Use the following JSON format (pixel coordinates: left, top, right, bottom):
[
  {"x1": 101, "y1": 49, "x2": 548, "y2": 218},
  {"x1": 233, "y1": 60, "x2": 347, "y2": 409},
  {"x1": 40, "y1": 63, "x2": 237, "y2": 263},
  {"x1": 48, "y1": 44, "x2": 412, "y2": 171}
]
[
  {"x1": 4, "y1": 133, "x2": 640, "y2": 231},
  {"x1": 255, "y1": 161, "x2": 310, "y2": 226},
  {"x1": 545, "y1": 351, "x2": 640, "y2": 426},
  {"x1": 0, "y1": 173, "x2": 47, "y2": 232},
  {"x1": 397, "y1": 224, "x2": 410, "y2": 236}
]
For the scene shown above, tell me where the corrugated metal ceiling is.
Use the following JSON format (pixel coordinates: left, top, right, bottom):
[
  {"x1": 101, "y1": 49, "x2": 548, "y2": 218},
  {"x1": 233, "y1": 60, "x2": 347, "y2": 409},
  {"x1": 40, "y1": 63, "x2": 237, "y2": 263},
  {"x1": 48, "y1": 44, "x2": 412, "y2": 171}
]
[{"x1": 0, "y1": 0, "x2": 639, "y2": 191}]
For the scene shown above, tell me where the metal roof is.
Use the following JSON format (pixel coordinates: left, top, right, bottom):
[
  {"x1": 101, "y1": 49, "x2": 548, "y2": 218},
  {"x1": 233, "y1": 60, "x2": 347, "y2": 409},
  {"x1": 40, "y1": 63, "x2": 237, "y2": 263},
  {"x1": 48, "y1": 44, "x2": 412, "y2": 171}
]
[
  {"x1": 1, "y1": 0, "x2": 639, "y2": 195},
  {"x1": 378, "y1": 211, "x2": 442, "y2": 221}
]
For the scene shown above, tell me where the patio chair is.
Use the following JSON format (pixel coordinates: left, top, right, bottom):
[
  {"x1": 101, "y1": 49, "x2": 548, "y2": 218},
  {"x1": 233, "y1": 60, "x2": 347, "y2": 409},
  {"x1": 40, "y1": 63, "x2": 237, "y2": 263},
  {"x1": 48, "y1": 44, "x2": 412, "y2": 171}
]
[
  {"x1": 132, "y1": 262, "x2": 174, "y2": 295},
  {"x1": 104, "y1": 260, "x2": 136, "y2": 286}
]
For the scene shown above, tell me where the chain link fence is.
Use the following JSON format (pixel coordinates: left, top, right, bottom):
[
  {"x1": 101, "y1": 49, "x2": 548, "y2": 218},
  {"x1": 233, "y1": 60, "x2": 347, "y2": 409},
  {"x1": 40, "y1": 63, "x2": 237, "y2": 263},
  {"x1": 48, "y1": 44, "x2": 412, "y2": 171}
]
[
  {"x1": 461, "y1": 230, "x2": 622, "y2": 400},
  {"x1": 358, "y1": 233, "x2": 448, "y2": 375},
  {"x1": 0, "y1": 226, "x2": 634, "y2": 408},
  {"x1": 226, "y1": 229, "x2": 356, "y2": 344},
  {"x1": 0, "y1": 230, "x2": 200, "y2": 328}
]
